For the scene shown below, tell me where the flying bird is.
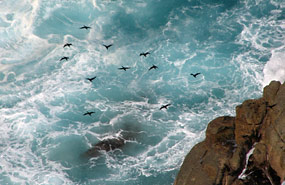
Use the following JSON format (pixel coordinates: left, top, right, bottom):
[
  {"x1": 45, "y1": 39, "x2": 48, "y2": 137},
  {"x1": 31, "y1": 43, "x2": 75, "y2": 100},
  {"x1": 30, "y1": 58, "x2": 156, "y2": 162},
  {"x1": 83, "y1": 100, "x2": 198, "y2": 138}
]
[
  {"x1": 103, "y1": 44, "x2": 113, "y2": 50},
  {"x1": 190, "y1": 73, "x2": 201, "y2": 78},
  {"x1": 63, "y1": 43, "x2": 72, "y2": 48},
  {"x1": 267, "y1": 103, "x2": 277, "y2": 109},
  {"x1": 80, "y1": 25, "x2": 91, "y2": 30},
  {"x1": 60, "y1": 56, "x2": 69, "y2": 61},
  {"x1": 86, "y1": 76, "x2": 97, "y2": 82},
  {"x1": 149, "y1": 64, "x2": 158, "y2": 71},
  {"x1": 118, "y1": 66, "x2": 131, "y2": 71},
  {"x1": 83, "y1": 111, "x2": 95, "y2": 116},
  {"x1": 139, "y1": 52, "x2": 150, "y2": 57},
  {"x1": 160, "y1": 104, "x2": 171, "y2": 110}
]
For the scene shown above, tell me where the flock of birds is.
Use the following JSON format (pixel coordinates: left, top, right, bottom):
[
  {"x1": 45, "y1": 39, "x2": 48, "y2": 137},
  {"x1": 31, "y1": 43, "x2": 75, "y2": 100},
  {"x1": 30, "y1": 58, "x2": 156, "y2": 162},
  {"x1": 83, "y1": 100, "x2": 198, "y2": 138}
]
[{"x1": 60, "y1": 25, "x2": 201, "y2": 117}]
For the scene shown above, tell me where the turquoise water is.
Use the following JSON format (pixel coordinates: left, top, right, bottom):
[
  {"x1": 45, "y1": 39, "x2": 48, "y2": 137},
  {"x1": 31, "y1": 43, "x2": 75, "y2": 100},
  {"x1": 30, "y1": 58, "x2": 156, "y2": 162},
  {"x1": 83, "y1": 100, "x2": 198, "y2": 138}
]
[{"x1": 0, "y1": 0, "x2": 284, "y2": 184}]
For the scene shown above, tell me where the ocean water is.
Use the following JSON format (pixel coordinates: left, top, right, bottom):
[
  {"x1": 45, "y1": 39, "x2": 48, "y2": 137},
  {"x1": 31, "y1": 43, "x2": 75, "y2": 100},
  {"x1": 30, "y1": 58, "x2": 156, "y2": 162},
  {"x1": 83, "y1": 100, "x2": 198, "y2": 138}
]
[{"x1": 0, "y1": 0, "x2": 284, "y2": 184}]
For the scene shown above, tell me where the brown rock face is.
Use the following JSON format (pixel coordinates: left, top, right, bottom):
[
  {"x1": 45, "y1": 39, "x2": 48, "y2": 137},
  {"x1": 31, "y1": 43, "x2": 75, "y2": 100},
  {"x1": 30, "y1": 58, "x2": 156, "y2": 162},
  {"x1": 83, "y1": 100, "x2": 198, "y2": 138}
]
[
  {"x1": 174, "y1": 116, "x2": 235, "y2": 185},
  {"x1": 235, "y1": 98, "x2": 266, "y2": 147},
  {"x1": 174, "y1": 81, "x2": 285, "y2": 185}
]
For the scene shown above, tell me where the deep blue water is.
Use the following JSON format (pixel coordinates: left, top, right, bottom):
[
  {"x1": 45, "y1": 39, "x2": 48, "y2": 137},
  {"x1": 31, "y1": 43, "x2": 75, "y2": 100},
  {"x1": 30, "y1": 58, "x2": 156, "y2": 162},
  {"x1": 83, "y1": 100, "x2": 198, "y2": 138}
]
[{"x1": 0, "y1": 0, "x2": 284, "y2": 184}]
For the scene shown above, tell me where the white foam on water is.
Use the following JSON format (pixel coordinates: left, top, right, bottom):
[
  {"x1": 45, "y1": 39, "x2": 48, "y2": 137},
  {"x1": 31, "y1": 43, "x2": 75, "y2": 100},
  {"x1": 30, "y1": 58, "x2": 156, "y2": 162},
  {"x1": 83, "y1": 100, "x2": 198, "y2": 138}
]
[
  {"x1": 97, "y1": 126, "x2": 203, "y2": 183},
  {"x1": 263, "y1": 49, "x2": 285, "y2": 86},
  {"x1": 0, "y1": 0, "x2": 53, "y2": 77},
  {"x1": 236, "y1": 2, "x2": 285, "y2": 88}
]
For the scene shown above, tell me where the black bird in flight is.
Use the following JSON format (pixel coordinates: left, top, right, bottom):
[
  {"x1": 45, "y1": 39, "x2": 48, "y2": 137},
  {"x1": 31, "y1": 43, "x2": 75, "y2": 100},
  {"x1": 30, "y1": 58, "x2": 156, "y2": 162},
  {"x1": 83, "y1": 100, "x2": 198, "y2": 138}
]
[
  {"x1": 140, "y1": 52, "x2": 150, "y2": 57},
  {"x1": 83, "y1": 111, "x2": 95, "y2": 116},
  {"x1": 103, "y1": 44, "x2": 113, "y2": 50},
  {"x1": 60, "y1": 56, "x2": 69, "y2": 61},
  {"x1": 86, "y1": 76, "x2": 96, "y2": 82},
  {"x1": 63, "y1": 43, "x2": 72, "y2": 48},
  {"x1": 80, "y1": 25, "x2": 91, "y2": 30},
  {"x1": 190, "y1": 73, "x2": 201, "y2": 78},
  {"x1": 118, "y1": 66, "x2": 131, "y2": 71},
  {"x1": 160, "y1": 104, "x2": 171, "y2": 110},
  {"x1": 267, "y1": 103, "x2": 277, "y2": 109},
  {"x1": 149, "y1": 64, "x2": 158, "y2": 71}
]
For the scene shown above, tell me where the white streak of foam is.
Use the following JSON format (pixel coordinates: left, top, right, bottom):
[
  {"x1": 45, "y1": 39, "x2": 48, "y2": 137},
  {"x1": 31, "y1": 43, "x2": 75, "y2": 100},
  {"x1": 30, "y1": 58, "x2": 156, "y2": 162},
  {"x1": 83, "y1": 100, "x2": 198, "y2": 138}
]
[
  {"x1": 263, "y1": 49, "x2": 285, "y2": 86},
  {"x1": 90, "y1": 0, "x2": 101, "y2": 11},
  {"x1": 238, "y1": 143, "x2": 256, "y2": 180}
]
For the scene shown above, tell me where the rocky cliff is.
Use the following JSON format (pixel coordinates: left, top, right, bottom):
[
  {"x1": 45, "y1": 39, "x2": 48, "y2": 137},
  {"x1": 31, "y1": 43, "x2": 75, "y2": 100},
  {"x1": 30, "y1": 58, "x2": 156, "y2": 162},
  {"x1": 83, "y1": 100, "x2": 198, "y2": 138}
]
[{"x1": 174, "y1": 81, "x2": 285, "y2": 185}]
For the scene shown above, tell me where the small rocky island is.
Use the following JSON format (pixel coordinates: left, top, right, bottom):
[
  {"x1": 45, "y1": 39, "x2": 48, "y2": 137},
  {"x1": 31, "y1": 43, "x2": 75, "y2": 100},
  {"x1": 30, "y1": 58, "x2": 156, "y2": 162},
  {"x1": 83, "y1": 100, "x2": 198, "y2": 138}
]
[{"x1": 174, "y1": 81, "x2": 285, "y2": 185}]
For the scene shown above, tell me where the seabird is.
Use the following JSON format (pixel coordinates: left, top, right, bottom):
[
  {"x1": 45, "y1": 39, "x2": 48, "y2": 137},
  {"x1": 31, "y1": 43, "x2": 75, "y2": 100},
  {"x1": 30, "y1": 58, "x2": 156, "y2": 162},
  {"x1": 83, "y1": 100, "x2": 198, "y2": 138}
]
[
  {"x1": 118, "y1": 66, "x2": 131, "y2": 71},
  {"x1": 80, "y1": 25, "x2": 91, "y2": 30},
  {"x1": 103, "y1": 44, "x2": 113, "y2": 50},
  {"x1": 149, "y1": 64, "x2": 158, "y2": 71},
  {"x1": 139, "y1": 52, "x2": 150, "y2": 57},
  {"x1": 267, "y1": 103, "x2": 277, "y2": 109},
  {"x1": 60, "y1": 56, "x2": 69, "y2": 61},
  {"x1": 190, "y1": 73, "x2": 201, "y2": 78},
  {"x1": 86, "y1": 76, "x2": 96, "y2": 82},
  {"x1": 83, "y1": 111, "x2": 95, "y2": 116},
  {"x1": 63, "y1": 43, "x2": 72, "y2": 48},
  {"x1": 160, "y1": 103, "x2": 171, "y2": 110}
]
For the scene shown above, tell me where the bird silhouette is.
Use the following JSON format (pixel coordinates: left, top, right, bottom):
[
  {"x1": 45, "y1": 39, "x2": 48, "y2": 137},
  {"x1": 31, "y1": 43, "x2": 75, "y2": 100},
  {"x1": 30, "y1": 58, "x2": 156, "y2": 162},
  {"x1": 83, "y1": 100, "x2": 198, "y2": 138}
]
[
  {"x1": 86, "y1": 76, "x2": 96, "y2": 82},
  {"x1": 83, "y1": 111, "x2": 95, "y2": 116},
  {"x1": 118, "y1": 66, "x2": 131, "y2": 71},
  {"x1": 140, "y1": 52, "x2": 150, "y2": 57},
  {"x1": 160, "y1": 104, "x2": 171, "y2": 110},
  {"x1": 103, "y1": 44, "x2": 113, "y2": 50},
  {"x1": 60, "y1": 56, "x2": 69, "y2": 61},
  {"x1": 190, "y1": 73, "x2": 201, "y2": 78},
  {"x1": 80, "y1": 25, "x2": 91, "y2": 30},
  {"x1": 63, "y1": 43, "x2": 72, "y2": 48},
  {"x1": 267, "y1": 103, "x2": 277, "y2": 109},
  {"x1": 149, "y1": 64, "x2": 158, "y2": 71}
]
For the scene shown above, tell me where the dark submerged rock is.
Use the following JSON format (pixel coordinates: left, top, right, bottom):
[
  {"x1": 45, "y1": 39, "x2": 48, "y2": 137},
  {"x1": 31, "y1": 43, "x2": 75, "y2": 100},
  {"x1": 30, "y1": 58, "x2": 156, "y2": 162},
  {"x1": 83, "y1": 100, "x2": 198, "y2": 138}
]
[
  {"x1": 84, "y1": 137, "x2": 125, "y2": 157},
  {"x1": 82, "y1": 129, "x2": 137, "y2": 158}
]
